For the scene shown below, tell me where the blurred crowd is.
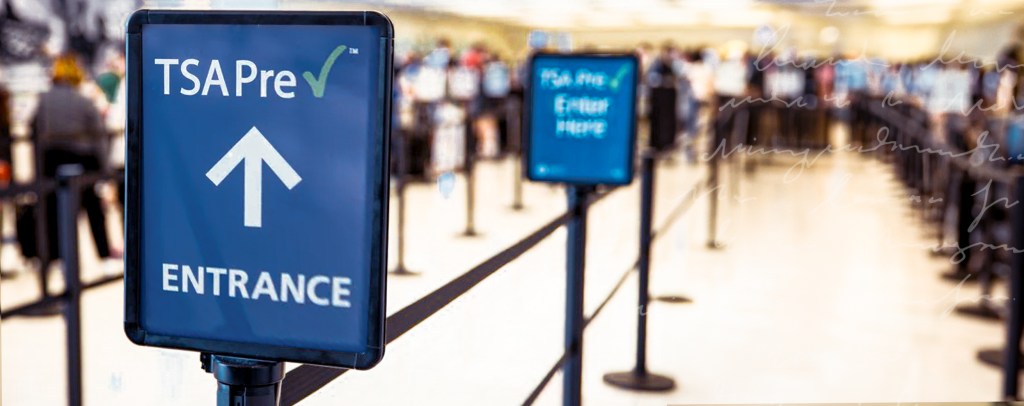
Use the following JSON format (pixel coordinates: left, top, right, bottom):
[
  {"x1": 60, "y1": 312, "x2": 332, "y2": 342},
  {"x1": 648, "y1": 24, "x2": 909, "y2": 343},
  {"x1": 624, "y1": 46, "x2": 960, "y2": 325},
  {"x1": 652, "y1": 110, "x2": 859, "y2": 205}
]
[
  {"x1": 4, "y1": 28, "x2": 1024, "y2": 273},
  {"x1": 392, "y1": 39, "x2": 517, "y2": 178},
  {"x1": 385, "y1": 33, "x2": 1024, "y2": 182},
  {"x1": 1, "y1": 47, "x2": 126, "y2": 276}
]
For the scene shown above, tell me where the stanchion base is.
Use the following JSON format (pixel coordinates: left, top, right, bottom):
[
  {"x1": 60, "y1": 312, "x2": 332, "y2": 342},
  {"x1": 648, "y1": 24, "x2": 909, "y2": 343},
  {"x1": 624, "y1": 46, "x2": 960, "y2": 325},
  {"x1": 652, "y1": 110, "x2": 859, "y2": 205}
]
[
  {"x1": 977, "y1": 348, "x2": 1024, "y2": 369},
  {"x1": 511, "y1": 204, "x2": 524, "y2": 211},
  {"x1": 706, "y1": 241, "x2": 724, "y2": 250},
  {"x1": 603, "y1": 371, "x2": 675, "y2": 392},
  {"x1": 655, "y1": 295, "x2": 693, "y2": 304},
  {"x1": 461, "y1": 230, "x2": 481, "y2": 238},
  {"x1": 955, "y1": 303, "x2": 1002, "y2": 321},
  {"x1": 389, "y1": 267, "x2": 420, "y2": 277}
]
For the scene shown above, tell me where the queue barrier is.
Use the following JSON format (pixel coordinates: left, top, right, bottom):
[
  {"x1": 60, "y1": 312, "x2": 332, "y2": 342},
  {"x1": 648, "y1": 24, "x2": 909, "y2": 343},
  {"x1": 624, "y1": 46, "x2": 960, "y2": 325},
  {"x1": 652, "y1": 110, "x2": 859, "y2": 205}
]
[
  {"x1": 0, "y1": 171, "x2": 123, "y2": 320},
  {"x1": 279, "y1": 100, "x2": 737, "y2": 405},
  {"x1": 864, "y1": 101, "x2": 1024, "y2": 400},
  {"x1": 280, "y1": 173, "x2": 707, "y2": 405},
  {"x1": 1, "y1": 98, "x2": 731, "y2": 405},
  {"x1": 392, "y1": 95, "x2": 525, "y2": 277},
  {"x1": 0, "y1": 166, "x2": 122, "y2": 406}
]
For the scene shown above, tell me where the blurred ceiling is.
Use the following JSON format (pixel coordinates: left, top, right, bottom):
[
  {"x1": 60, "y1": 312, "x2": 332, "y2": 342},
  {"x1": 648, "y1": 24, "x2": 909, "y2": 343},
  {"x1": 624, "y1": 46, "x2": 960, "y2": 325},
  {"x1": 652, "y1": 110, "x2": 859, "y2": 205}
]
[
  {"x1": 311, "y1": 0, "x2": 1024, "y2": 29},
  {"x1": 148, "y1": 0, "x2": 1024, "y2": 30}
]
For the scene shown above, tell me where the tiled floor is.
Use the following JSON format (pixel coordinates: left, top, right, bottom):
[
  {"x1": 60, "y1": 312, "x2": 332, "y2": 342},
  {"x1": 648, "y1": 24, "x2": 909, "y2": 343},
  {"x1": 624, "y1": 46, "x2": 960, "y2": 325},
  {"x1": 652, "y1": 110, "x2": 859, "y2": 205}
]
[{"x1": 0, "y1": 131, "x2": 1006, "y2": 405}]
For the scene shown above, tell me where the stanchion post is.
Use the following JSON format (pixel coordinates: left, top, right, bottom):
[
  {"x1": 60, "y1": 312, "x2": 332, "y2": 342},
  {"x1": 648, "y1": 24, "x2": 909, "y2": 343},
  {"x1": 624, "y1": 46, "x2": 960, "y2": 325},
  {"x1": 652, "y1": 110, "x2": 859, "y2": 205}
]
[
  {"x1": 391, "y1": 130, "x2": 417, "y2": 276},
  {"x1": 56, "y1": 164, "x2": 84, "y2": 406},
  {"x1": 944, "y1": 167, "x2": 975, "y2": 281},
  {"x1": 603, "y1": 152, "x2": 675, "y2": 391},
  {"x1": 706, "y1": 108, "x2": 723, "y2": 250},
  {"x1": 26, "y1": 180, "x2": 64, "y2": 317},
  {"x1": 512, "y1": 155, "x2": 524, "y2": 210},
  {"x1": 509, "y1": 98, "x2": 524, "y2": 211},
  {"x1": 463, "y1": 106, "x2": 478, "y2": 237},
  {"x1": 204, "y1": 355, "x2": 284, "y2": 406},
  {"x1": 1003, "y1": 175, "x2": 1024, "y2": 400},
  {"x1": 564, "y1": 185, "x2": 591, "y2": 406}
]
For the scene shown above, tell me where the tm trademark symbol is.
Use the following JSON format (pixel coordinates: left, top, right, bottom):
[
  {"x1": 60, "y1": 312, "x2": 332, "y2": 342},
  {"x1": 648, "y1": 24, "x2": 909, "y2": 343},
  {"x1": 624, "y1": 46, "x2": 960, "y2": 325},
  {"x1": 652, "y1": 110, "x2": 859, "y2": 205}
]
[{"x1": 349, "y1": 48, "x2": 359, "y2": 55}]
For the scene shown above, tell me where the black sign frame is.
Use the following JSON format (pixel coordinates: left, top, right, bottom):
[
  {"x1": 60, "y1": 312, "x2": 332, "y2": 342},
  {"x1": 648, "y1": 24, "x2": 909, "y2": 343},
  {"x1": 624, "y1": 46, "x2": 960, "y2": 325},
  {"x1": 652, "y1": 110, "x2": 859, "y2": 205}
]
[
  {"x1": 523, "y1": 52, "x2": 640, "y2": 186},
  {"x1": 122, "y1": 10, "x2": 394, "y2": 370}
]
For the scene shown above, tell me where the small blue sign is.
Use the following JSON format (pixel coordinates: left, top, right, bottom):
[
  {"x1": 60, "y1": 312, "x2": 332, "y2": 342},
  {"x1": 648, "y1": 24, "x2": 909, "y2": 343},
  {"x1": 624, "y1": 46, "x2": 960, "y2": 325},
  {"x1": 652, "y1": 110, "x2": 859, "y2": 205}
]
[
  {"x1": 124, "y1": 11, "x2": 393, "y2": 369},
  {"x1": 525, "y1": 53, "x2": 639, "y2": 185}
]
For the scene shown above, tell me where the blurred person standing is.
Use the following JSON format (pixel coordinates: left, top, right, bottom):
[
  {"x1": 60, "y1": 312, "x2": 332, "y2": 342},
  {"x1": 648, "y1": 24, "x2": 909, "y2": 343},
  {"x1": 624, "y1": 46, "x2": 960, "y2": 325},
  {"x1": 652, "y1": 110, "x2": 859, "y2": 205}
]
[
  {"x1": 101, "y1": 51, "x2": 126, "y2": 202},
  {"x1": 713, "y1": 45, "x2": 750, "y2": 151},
  {"x1": 834, "y1": 55, "x2": 869, "y2": 145},
  {"x1": 636, "y1": 42, "x2": 655, "y2": 119},
  {"x1": 396, "y1": 51, "x2": 433, "y2": 178},
  {"x1": 101, "y1": 50, "x2": 127, "y2": 260},
  {"x1": 482, "y1": 54, "x2": 513, "y2": 153},
  {"x1": 426, "y1": 38, "x2": 452, "y2": 69},
  {"x1": 1, "y1": 84, "x2": 10, "y2": 279},
  {"x1": 0, "y1": 85, "x2": 11, "y2": 187},
  {"x1": 687, "y1": 49, "x2": 715, "y2": 107},
  {"x1": 95, "y1": 51, "x2": 125, "y2": 105},
  {"x1": 31, "y1": 53, "x2": 112, "y2": 266},
  {"x1": 928, "y1": 62, "x2": 972, "y2": 149},
  {"x1": 676, "y1": 49, "x2": 705, "y2": 162},
  {"x1": 764, "y1": 48, "x2": 804, "y2": 148},
  {"x1": 646, "y1": 42, "x2": 679, "y2": 154}
]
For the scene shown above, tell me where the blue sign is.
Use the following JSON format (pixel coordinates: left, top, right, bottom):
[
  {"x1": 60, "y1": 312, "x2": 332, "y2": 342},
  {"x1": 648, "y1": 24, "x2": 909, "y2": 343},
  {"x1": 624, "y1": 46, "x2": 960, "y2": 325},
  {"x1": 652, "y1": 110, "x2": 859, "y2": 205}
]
[
  {"x1": 124, "y1": 11, "x2": 393, "y2": 369},
  {"x1": 525, "y1": 53, "x2": 639, "y2": 185}
]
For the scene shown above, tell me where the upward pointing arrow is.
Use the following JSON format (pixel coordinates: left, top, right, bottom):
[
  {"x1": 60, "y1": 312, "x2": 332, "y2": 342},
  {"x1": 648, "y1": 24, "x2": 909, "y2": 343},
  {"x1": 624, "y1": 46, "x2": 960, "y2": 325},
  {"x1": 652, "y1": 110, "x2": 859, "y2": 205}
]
[{"x1": 206, "y1": 126, "x2": 302, "y2": 228}]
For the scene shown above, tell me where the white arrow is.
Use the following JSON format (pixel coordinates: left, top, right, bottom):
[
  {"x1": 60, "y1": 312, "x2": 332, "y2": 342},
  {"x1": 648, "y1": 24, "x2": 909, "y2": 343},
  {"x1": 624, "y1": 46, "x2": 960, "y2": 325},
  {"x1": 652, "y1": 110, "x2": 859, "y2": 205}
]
[{"x1": 206, "y1": 126, "x2": 302, "y2": 228}]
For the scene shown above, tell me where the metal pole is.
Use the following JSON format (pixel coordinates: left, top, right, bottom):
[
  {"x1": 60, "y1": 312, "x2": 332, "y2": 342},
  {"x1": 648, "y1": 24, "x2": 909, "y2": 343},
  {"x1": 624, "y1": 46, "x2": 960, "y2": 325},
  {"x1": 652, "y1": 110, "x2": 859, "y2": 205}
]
[
  {"x1": 944, "y1": 168, "x2": 975, "y2": 281},
  {"x1": 563, "y1": 185, "x2": 590, "y2": 406},
  {"x1": 463, "y1": 104, "x2": 478, "y2": 237},
  {"x1": 512, "y1": 156, "x2": 524, "y2": 211},
  {"x1": 26, "y1": 137, "x2": 61, "y2": 317},
  {"x1": 391, "y1": 130, "x2": 416, "y2": 276},
  {"x1": 603, "y1": 153, "x2": 675, "y2": 391},
  {"x1": 636, "y1": 155, "x2": 652, "y2": 374},
  {"x1": 205, "y1": 355, "x2": 284, "y2": 406},
  {"x1": 509, "y1": 99, "x2": 524, "y2": 211},
  {"x1": 706, "y1": 107, "x2": 724, "y2": 250},
  {"x1": 56, "y1": 164, "x2": 84, "y2": 406},
  {"x1": 1002, "y1": 175, "x2": 1024, "y2": 400}
]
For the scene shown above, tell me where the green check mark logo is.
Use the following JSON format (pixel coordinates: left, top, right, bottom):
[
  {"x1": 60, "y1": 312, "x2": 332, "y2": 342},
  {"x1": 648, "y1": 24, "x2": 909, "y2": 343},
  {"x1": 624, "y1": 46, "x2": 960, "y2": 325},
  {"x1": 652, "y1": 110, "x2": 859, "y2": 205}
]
[
  {"x1": 302, "y1": 45, "x2": 348, "y2": 98},
  {"x1": 609, "y1": 64, "x2": 632, "y2": 90}
]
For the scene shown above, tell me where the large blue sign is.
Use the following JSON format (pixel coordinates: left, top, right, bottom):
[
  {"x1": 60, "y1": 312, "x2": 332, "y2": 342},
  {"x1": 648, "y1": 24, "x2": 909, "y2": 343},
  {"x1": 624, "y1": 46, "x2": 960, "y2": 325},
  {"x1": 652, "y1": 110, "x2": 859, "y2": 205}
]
[
  {"x1": 525, "y1": 53, "x2": 639, "y2": 185},
  {"x1": 124, "y1": 11, "x2": 393, "y2": 369}
]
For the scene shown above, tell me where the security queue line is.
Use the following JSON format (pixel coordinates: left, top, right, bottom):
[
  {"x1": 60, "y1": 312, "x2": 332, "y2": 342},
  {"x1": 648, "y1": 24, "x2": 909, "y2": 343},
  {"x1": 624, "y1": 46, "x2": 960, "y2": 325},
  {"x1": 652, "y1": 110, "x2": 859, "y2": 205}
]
[{"x1": 0, "y1": 10, "x2": 1015, "y2": 406}]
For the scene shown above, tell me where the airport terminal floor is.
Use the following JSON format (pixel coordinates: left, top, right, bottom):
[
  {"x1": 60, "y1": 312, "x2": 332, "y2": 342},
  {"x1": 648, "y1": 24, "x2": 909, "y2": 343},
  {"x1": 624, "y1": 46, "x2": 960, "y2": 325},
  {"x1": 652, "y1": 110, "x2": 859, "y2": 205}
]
[{"x1": 0, "y1": 124, "x2": 1004, "y2": 404}]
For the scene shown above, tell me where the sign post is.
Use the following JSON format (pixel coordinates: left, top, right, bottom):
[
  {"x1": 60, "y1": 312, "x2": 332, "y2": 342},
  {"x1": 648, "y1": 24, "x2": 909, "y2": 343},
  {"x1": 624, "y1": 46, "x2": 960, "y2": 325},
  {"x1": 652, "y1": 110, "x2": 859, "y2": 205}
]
[
  {"x1": 524, "y1": 52, "x2": 638, "y2": 406},
  {"x1": 204, "y1": 354, "x2": 285, "y2": 406},
  {"x1": 123, "y1": 10, "x2": 394, "y2": 400}
]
